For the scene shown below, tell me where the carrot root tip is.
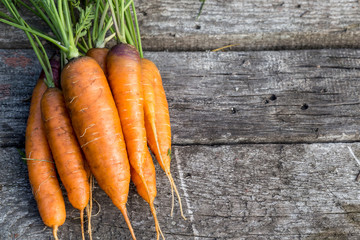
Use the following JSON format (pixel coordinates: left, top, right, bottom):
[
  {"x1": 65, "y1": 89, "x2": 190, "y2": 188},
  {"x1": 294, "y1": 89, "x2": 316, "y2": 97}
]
[
  {"x1": 119, "y1": 206, "x2": 137, "y2": 240},
  {"x1": 167, "y1": 172, "x2": 187, "y2": 220},
  {"x1": 53, "y1": 226, "x2": 59, "y2": 240},
  {"x1": 88, "y1": 175, "x2": 93, "y2": 240},
  {"x1": 81, "y1": 209, "x2": 85, "y2": 240},
  {"x1": 167, "y1": 173, "x2": 175, "y2": 217},
  {"x1": 150, "y1": 203, "x2": 165, "y2": 240}
]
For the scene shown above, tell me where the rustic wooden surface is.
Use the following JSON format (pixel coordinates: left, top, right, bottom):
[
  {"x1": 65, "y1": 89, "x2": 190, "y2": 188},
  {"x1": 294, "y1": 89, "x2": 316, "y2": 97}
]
[
  {"x1": 1, "y1": 49, "x2": 360, "y2": 239},
  {"x1": 2, "y1": 143, "x2": 360, "y2": 240},
  {"x1": 2, "y1": 49, "x2": 360, "y2": 148},
  {"x1": 137, "y1": 0, "x2": 360, "y2": 51},
  {"x1": 2, "y1": 0, "x2": 360, "y2": 50},
  {"x1": 1, "y1": 0, "x2": 360, "y2": 239}
]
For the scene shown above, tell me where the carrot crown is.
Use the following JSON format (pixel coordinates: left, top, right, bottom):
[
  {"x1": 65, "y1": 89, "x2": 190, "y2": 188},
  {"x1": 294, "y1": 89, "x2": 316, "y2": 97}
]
[
  {"x1": 108, "y1": 0, "x2": 143, "y2": 57},
  {"x1": 0, "y1": 0, "x2": 144, "y2": 69},
  {"x1": 75, "y1": 0, "x2": 136, "y2": 52}
]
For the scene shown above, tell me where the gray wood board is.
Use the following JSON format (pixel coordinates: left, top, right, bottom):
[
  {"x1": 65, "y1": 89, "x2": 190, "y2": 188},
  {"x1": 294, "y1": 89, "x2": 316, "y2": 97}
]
[
  {"x1": 2, "y1": 143, "x2": 360, "y2": 239},
  {"x1": 0, "y1": 4, "x2": 52, "y2": 49},
  {"x1": 2, "y1": 1, "x2": 360, "y2": 51},
  {"x1": 137, "y1": 0, "x2": 360, "y2": 51},
  {"x1": 1, "y1": 49, "x2": 360, "y2": 147}
]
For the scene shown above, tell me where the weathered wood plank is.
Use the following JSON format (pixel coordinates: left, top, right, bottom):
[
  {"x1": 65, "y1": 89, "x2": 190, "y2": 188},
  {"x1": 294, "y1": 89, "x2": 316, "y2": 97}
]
[
  {"x1": 2, "y1": 1, "x2": 360, "y2": 50},
  {"x1": 1, "y1": 49, "x2": 360, "y2": 146},
  {"x1": 156, "y1": 50, "x2": 360, "y2": 145},
  {"x1": 0, "y1": 147, "x2": 189, "y2": 240},
  {"x1": 0, "y1": 5, "x2": 52, "y2": 49},
  {"x1": 2, "y1": 143, "x2": 360, "y2": 239},
  {"x1": 0, "y1": 49, "x2": 39, "y2": 148},
  {"x1": 176, "y1": 143, "x2": 360, "y2": 239},
  {"x1": 137, "y1": 0, "x2": 360, "y2": 51}
]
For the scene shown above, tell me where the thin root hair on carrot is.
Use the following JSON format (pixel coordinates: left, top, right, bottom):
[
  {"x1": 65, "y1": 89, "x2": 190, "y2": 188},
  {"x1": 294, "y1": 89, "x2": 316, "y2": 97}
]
[
  {"x1": 29, "y1": 226, "x2": 48, "y2": 236},
  {"x1": 87, "y1": 175, "x2": 93, "y2": 240},
  {"x1": 169, "y1": 176, "x2": 174, "y2": 217},
  {"x1": 150, "y1": 204, "x2": 165, "y2": 240},
  {"x1": 92, "y1": 198, "x2": 102, "y2": 217},
  {"x1": 168, "y1": 172, "x2": 187, "y2": 220},
  {"x1": 22, "y1": 158, "x2": 54, "y2": 164}
]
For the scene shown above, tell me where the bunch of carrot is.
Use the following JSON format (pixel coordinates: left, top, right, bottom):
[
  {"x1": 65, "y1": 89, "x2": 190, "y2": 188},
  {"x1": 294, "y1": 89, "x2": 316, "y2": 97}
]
[{"x1": 0, "y1": 0, "x2": 185, "y2": 239}]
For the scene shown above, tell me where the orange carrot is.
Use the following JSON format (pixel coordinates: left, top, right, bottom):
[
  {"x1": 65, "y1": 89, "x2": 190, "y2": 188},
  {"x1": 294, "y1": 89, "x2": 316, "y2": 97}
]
[
  {"x1": 61, "y1": 56, "x2": 136, "y2": 240},
  {"x1": 41, "y1": 87, "x2": 90, "y2": 240},
  {"x1": 25, "y1": 78, "x2": 66, "y2": 240},
  {"x1": 86, "y1": 48, "x2": 109, "y2": 75},
  {"x1": 141, "y1": 58, "x2": 186, "y2": 219},
  {"x1": 107, "y1": 43, "x2": 164, "y2": 240}
]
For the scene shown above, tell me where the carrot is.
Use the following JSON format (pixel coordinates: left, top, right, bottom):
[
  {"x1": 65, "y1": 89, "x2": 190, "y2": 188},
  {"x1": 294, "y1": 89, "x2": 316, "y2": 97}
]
[
  {"x1": 107, "y1": 43, "x2": 164, "y2": 240},
  {"x1": 0, "y1": 3, "x2": 67, "y2": 239},
  {"x1": 41, "y1": 87, "x2": 90, "y2": 240},
  {"x1": 86, "y1": 48, "x2": 109, "y2": 75},
  {"x1": 140, "y1": 58, "x2": 186, "y2": 219},
  {"x1": 117, "y1": 0, "x2": 186, "y2": 219},
  {"x1": 2, "y1": 1, "x2": 135, "y2": 237},
  {"x1": 25, "y1": 78, "x2": 66, "y2": 240},
  {"x1": 0, "y1": 2, "x2": 96, "y2": 239},
  {"x1": 61, "y1": 56, "x2": 135, "y2": 240},
  {"x1": 107, "y1": 2, "x2": 164, "y2": 238}
]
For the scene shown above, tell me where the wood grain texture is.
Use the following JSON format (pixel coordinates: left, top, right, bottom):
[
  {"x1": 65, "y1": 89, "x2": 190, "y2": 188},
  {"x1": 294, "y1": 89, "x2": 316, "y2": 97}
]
[
  {"x1": 2, "y1": 1, "x2": 360, "y2": 50},
  {"x1": 153, "y1": 49, "x2": 360, "y2": 145},
  {"x1": 1, "y1": 49, "x2": 360, "y2": 147},
  {"x1": 0, "y1": 5, "x2": 52, "y2": 49},
  {"x1": 137, "y1": 0, "x2": 360, "y2": 51},
  {"x1": 2, "y1": 143, "x2": 360, "y2": 239}
]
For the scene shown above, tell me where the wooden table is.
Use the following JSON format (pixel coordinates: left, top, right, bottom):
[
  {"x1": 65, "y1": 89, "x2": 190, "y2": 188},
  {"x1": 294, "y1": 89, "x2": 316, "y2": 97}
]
[{"x1": 1, "y1": 1, "x2": 360, "y2": 239}]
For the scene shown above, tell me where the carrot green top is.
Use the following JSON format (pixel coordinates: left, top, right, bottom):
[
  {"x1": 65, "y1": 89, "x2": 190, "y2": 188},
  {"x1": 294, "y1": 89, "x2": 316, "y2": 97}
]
[
  {"x1": 0, "y1": 0, "x2": 95, "y2": 61},
  {"x1": 1, "y1": 0, "x2": 144, "y2": 58},
  {"x1": 77, "y1": 0, "x2": 116, "y2": 51},
  {"x1": 108, "y1": 0, "x2": 143, "y2": 58}
]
